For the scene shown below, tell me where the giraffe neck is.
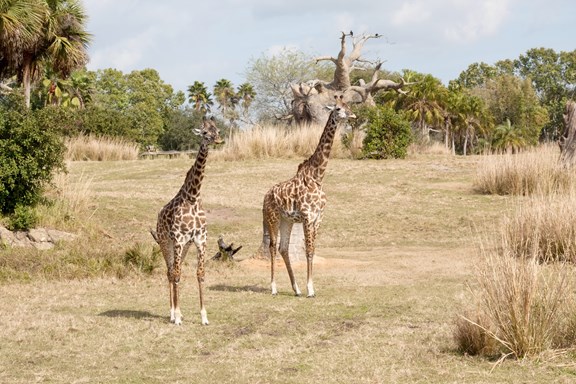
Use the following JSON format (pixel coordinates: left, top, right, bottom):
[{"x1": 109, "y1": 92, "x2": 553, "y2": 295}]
[
  {"x1": 180, "y1": 141, "x2": 209, "y2": 201},
  {"x1": 300, "y1": 112, "x2": 339, "y2": 184}
]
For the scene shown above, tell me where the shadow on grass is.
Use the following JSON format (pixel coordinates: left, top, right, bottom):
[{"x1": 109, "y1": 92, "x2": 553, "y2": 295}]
[
  {"x1": 209, "y1": 284, "x2": 269, "y2": 293},
  {"x1": 98, "y1": 309, "x2": 165, "y2": 320}
]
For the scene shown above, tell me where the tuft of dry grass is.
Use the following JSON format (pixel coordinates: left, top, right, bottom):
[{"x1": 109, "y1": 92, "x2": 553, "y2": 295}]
[
  {"x1": 501, "y1": 192, "x2": 576, "y2": 263},
  {"x1": 36, "y1": 170, "x2": 94, "y2": 231},
  {"x1": 212, "y1": 124, "x2": 351, "y2": 161},
  {"x1": 65, "y1": 134, "x2": 140, "y2": 161},
  {"x1": 456, "y1": 200, "x2": 576, "y2": 360},
  {"x1": 457, "y1": 248, "x2": 576, "y2": 360},
  {"x1": 474, "y1": 144, "x2": 573, "y2": 196},
  {"x1": 408, "y1": 141, "x2": 453, "y2": 156}
]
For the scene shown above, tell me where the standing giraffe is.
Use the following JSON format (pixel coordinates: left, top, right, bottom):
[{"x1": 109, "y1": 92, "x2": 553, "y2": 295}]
[
  {"x1": 152, "y1": 117, "x2": 222, "y2": 325},
  {"x1": 262, "y1": 94, "x2": 355, "y2": 297}
]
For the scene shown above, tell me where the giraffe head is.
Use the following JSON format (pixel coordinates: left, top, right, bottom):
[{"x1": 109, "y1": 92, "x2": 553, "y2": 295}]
[
  {"x1": 194, "y1": 116, "x2": 224, "y2": 145},
  {"x1": 327, "y1": 94, "x2": 356, "y2": 121}
]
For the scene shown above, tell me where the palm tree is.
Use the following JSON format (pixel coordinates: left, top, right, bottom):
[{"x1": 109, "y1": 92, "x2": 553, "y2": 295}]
[
  {"x1": 213, "y1": 78, "x2": 238, "y2": 126},
  {"x1": 393, "y1": 73, "x2": 448, "y2": 143},
  {"x1": 492, "y1": 119, "x2": 527, "y2": 153},
  {"x1": 2, "y1": 0, "x2": 91, "y2": 108},
  {"x1": 0, "y1": 0, "x2": 46, "y2": 82},
  {"x1": 187, "y1": 81, "x2": 213, "y2": 114},
  {"x1": 446, "y1": 89, "x2": 492, "y2": 155},
  {"x1": 236, "y1": 82, "x2": 256, "y2": 121}
]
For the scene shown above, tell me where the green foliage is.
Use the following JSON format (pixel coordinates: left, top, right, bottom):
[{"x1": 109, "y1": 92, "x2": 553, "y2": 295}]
[
  {"x1": 7, "y1": 204, "x2": 38, "y2": 231},
  {"x1": 158, "y1": 108, "x2": 204, "y2": 151},
  {"x1": 357, "y1": 105, "x2": 412, "y2": 159},
  {"x1": 88, "y1": 68, "x2": 184, "y2": 146},
  {"x1": 0, "y1": 98, "x2": 66, "y2": 215}
]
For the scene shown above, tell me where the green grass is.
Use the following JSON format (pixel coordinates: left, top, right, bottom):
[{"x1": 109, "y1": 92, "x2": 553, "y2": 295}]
[{"x1": 2, "y1": 153, "x2": 576, "y2": 383}]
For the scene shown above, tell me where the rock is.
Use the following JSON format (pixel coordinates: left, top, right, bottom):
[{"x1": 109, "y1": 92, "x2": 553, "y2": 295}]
[
  {"x1": 28, "y1": 228, "x2": 49, "y2": 242},
  {"x1": 47, "y1": 229, "x2": 78, "y2": 243},
  {"x1": 0, "y1": 225, "x2": 76, "y2": 250}
]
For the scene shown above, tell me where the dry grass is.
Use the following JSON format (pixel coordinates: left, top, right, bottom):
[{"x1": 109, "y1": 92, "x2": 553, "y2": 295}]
[
  {"x1": 65, "y1": 134, "x2": 140, "y2": 161},
  {"x1": 212, "y1": 124, "x2": 352, "y2": 161},
  {"x1": 456, "y1": 247, "x2": 576, "y2": 360},
  {"x1": 474, "y1": 144, "x2": 573, "y2": 196},
  {"x1": 501, "y1": 192, "x2": 576, "y2": 263},
  {"x1": 3, "y1": 154, "x2": 576, "y2": 382}
]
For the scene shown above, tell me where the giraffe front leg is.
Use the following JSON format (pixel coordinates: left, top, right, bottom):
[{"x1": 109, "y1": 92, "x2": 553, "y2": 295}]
[
  {"x1": 167, "y1": 268, "x2": 183, "y2": 325},
  {"x1": 303, "y1": 222, "x2": 317, "y2": 298},
  {"x1": 195, "y1": 239, "x2": 209, "y2": 325}
]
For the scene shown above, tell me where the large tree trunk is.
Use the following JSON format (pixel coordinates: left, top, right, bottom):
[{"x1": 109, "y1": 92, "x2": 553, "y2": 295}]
[
  {"x1": 289, "y1": 32, "x2": 411, "y2": 125},
  {"x1": 559, "y1": 100, "x2": 576, "y2": 167}
]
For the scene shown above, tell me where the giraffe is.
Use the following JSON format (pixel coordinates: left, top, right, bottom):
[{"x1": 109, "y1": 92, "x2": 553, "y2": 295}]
[
  {"x1": 152, "y1": 116, "x2": 222, "y2": 325},
  {"x1": 262, "y1": 94, "x2": 355, "y2": 297}
]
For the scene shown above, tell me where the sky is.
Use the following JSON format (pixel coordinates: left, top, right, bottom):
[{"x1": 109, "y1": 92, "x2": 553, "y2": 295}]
[{"x1": 84, "y1": 0, "x2": 575, "y2": 95}]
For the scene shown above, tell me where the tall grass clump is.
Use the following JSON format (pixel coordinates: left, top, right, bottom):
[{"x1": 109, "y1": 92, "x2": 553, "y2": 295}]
[
  {"x1": 474, "y1": 144, "x2": 572, "y2": 196},
  {"x1": 212, "y1": 124, "x2": 350, "y2": 161},
  {"x1": 456, "y1": 249, "x2": 576, "y2": 360},
  {"x1": 455, "y1": 197, "x2": 576, "y2": 360},
  {"x1": 501, "y1": 192, "x2": 576, "y2": 263},
  {"x1": 65, "y1": 134, "x2": 140, "y2": 161}
]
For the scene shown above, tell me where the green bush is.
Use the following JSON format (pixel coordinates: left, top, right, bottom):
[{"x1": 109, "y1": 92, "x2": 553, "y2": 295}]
[
  {"x1": 0, "y1": 97, "x2": 66, "y2": 215},
  {"x1": 7, "y1": 204, "x2": 38, "y2": 231},
  {"x1": 355, "y1": 105, "x2": 412, "y2": 159}
]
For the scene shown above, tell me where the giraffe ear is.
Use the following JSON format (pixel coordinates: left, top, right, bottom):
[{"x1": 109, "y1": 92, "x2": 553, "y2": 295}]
[{"x1": 193, "y1": 128, "x2": 202, "y2": 136}]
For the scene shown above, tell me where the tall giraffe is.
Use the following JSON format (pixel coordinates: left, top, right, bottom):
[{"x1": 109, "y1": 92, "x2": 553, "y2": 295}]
[
  {"x1": 262, "y1": 94, "x2": 355, "y2": 297},
  {"x1": 152, "y1": 117, "x2": 222, "y2": 325}
]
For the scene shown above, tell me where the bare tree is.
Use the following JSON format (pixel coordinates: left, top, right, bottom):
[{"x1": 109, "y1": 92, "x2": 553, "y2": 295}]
[{"x1": 289, "y1": 32, "x2": 411, "y2": 125}]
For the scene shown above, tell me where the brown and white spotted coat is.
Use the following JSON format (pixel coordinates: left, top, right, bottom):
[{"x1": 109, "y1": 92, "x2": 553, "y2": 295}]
[
  {"x1": 153, "y1": 117, "x2": 222, "y2": 325},
  {"x1": 262, "y1": 95, "x2": 355, "y2": 297}
]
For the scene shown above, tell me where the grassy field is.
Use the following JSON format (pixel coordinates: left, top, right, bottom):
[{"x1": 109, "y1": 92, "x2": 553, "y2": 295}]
[{"x1": 2, "y1": 152, "x2": 576, "y2": 383}]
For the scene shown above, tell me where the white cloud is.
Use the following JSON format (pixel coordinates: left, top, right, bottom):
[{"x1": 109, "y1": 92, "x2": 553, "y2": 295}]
[
  {"x1": 390, "y1": 0, "x2": 513, "y2": 43},
  {"x1": 392, "y1": 2, "x2": 431, "y2": 26},
  {"x1": 443, "y1": 0, "x2": 512, "y2": 42}
]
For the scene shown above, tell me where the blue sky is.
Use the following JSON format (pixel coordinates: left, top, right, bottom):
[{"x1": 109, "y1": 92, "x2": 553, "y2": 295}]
[{"x1": 84, "y1": 0, "x2": 575, "y2": 95}]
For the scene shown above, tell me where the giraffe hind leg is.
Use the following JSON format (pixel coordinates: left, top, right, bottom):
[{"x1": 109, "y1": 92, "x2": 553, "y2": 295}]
[{"x1": 279, "y1": 219, "x2": 301, "y2": 296}]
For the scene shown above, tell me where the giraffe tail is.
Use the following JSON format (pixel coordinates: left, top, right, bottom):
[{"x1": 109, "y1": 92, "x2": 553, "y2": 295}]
[{"x1": 149, "y1": 228, "x2": 159, "y2": 243}]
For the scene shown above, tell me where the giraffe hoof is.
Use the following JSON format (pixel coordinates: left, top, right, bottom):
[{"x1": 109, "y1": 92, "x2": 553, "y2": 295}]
[{"x1": 307, "y1": 294, "x2": 316, "y2": 298}]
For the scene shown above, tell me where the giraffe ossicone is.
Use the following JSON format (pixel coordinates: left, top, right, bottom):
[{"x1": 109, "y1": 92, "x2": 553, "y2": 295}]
[
  {"x1": 152, "y1": 116, "x2": 222, "y2": 325},
  {"x1": 262, "y1": 94, "x2": 355, "y2": 297}
]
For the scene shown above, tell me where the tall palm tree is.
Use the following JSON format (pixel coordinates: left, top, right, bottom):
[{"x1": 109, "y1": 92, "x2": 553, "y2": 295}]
[
  {"x1": 446, "y1": 89, "x2": 492, "y2": 155},
  {"x1": 393, "y1": 73, "x2": 448, "y2": 143},
  {"x1": 236, "y1": 82, "x2": 256, "y2": 121},
  {"x1": 5, "y1": 0, "x2": 91, "y2": 108},
  {"x1": 0, "y1": 0, "x2": 46, "y2": 81},
  {"x1": 187, "y1": 81, "x2": 213, "y2": 114},
  {"x1": 214, "y1": 78, "x2": 238, "y2": 126}
]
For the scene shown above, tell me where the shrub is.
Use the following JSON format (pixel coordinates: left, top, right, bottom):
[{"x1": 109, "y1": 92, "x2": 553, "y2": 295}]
[
  {"x1": 355, "y1": 105, "x2": 412, "y2": 159},
  {"x1": 0, "y1": 101, "x2": 66, "y2": 215},
  {"x1": 7, "y1": 204, "x2": 38, "y2": 231}
]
